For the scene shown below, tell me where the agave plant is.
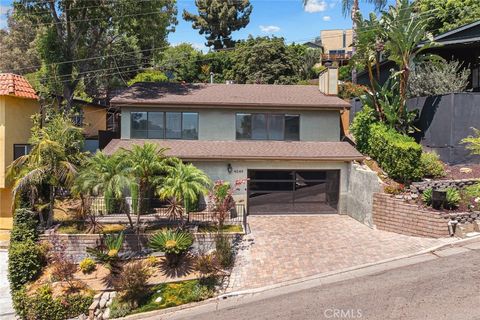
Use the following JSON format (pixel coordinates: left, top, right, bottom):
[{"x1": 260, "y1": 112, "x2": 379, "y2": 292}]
[
  {"x1": 149, "y1": 229, "x2": 193, "y2": 266},
  {"x1": 86, "y1": 232, "x2": 125, "y2": 270}
]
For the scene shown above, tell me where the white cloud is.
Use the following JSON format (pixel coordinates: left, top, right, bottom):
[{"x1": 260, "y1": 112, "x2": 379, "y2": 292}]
[
  {"x1": 329, "y1": 1, "x2": 337, "y2": 8},
  {"x1": 259, "y1": 25, "x2": 281, "y2": 33},
  {"x1": 323, "y1": 16, "x2": 331, "y2": 21},
  {"x1": 304, "y1": 0, "x2": 327, "y2": 13}
]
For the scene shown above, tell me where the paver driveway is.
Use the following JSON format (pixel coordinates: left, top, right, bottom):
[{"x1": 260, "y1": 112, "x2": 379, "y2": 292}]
[{"x1": 227, "y1": 215, "x2": 454, "y2": 292}]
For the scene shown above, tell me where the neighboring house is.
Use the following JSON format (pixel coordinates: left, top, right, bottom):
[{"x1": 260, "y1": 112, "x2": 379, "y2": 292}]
[
  {"x1": 319, "y1": 29, "x2": 353, "y2": 65},
  {"x1": 105, "y1": 81, "x2": 363, "y2": 215},
  {"x1": 0, "y1": 74, "x2": 39, "y2": 229},
  {"x1": 357, "y1": 20, "x2": 480, "y2": 91}
]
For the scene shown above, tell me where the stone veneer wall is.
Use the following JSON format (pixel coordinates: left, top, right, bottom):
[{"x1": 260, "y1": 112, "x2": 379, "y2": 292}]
[
  {"x1": 39, "y1": 233, "x2": 240, "y2": 263},
  {"x1": 411, "y1": 179, "x2": 479, "y2": 192},
  {"x1": 372, "y1": 193, "x2": 450, "y2": 238}
]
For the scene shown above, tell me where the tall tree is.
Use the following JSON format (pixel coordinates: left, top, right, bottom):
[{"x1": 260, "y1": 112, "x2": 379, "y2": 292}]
[
  {"x1": 183, "y1": 0, "x2": 252, "y2": 50},
  {"x1": 0, "y1": 14, "x2": 41, "y2": 74},
  {"x1": 14, "y1": 0, "x2": 177, "y2": 108},
  {"x1": 7, "y1": 113, "x2": 85, "y2": 227},
  {"x1": 228, "y1": 36, "x2": 302, "y2": 84},
  {"x1": 154, "y1": 43, "x2": 203, "y2": 82},
  {"x1": 415, "y1": 0, "x2": 480, "y2": 35}
]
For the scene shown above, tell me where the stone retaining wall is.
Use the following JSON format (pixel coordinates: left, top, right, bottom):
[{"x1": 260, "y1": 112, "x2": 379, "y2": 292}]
[
  {"x1": 39, "y1": 232, "x2": 241, "y2": 263},
  {"x1": 372, "y1": 193, "x2": 450, "y2": 238},
  {"x1": 411, "y1": 179, "x2": 479, "y2": 192}
]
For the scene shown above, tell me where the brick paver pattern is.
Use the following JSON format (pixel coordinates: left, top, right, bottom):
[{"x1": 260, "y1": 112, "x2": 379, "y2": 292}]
[{"x1": 227, "y1": 215, "x2": 454, "y2": 292}]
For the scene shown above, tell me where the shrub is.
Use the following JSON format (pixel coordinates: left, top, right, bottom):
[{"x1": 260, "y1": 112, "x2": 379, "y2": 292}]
[
  {"x1": 10, "y1": 208, "x2": 38, "y2": 243},
  {"x1": 109, "y1": 298, "x2": 133, "y2": 318},
  {"x1": 338, "y1": 82, "x2": 368, "y2": 100},
  {"x1": 113, "y1": 261, "x2": 152, "y2": 307},
  {"x1": 350, "y1": 106, "x2": 377, "y2": 154},
  {"x1": 12, "y1": 284, "x2": 93, "y2": 320},
  {"x1": 194, "y1": 253, "x2": 219, "y2": 277},
  {"x1": 86, "y1": 232, "x2": 124, "y2": 269},
  {"x1": 461, "y1": 183, "x2": 480, "y2": 210},
  {"x1": 445, "y1": 187, "x2": 461, "y2": 209},
  {"x1": 420, "y1": 152, "x2": 445, "y2": 178},
  {"x1": 8, "y1": 240, "x2": 44, "y2": 291},
  {"x1": 149, "y1": 229, "x2": 193, "y2": 255},
  {"x1": 79, "y1": 258, "x2": 96, "y2": 274},
  {"x1": 384, "y1": 183, "x2": 405, "y2": 195},
  {"x1": 368, "y1": 123, "x2": 423, "y2": 183},
  {"x1": 461, "y1": 127, "x2": 480, "y2": 156},
  {"x1": 422, "y1": 188, "x2": 433, "y2": 206},
  {"x1": 215, "y1": 234, "x2": 233, "y2": 269}
]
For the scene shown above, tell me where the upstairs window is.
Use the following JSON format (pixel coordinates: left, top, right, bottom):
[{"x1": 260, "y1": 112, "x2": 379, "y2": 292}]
[
  {"x1": 14, "y1": 144, "x2": 31, "y2": 160},
  {"x1": 235, "y1": 113, "x2": 300, "y2": 141},
  {"x1": 131, "y1": 112, "x2": 198, "y2": 140}
]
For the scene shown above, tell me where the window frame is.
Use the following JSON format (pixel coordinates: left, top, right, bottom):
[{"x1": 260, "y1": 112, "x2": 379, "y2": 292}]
[
  {"x1": 235, "y1": 112, "x2": 300, "y2": 141},
  {"x1": 130, "y1": 111, "x2": 199, "y2": 140},
  {"x1": 13, "y1": 144, "x2": 31, "y2": 160}
]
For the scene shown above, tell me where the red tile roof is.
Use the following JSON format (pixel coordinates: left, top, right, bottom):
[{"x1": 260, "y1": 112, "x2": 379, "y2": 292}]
[
  {"x1": 111, "y1": 83, "x2": 350, "y2": 110},
  {"x1": 104, "y1": 139, "x2": 364, "y2": 161},
  {"x1": 0, "y1": 73, "x2": 38, "y2": 100}
]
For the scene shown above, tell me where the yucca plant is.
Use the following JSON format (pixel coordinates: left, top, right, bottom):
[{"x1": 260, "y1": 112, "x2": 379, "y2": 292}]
[
  {"x1": 86, "y1": 232, "x2": 125, "y2": 270},
  {"x1": 149, "y1": 229, "x2": 193, "y2": 266}
]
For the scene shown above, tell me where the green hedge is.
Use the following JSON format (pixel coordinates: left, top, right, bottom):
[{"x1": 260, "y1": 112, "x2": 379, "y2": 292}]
[
  {"x1": 350, "y1": 106, "x2": 377, "y2": 154},
  {"x1": 368, "y1": 123, "x2": 422, "y2": 183},
  {"x1": 10, "y1": 208, "x2": 38, "y2": 243},
  {"x1": 8, "y1": 240, "x2": 44, "y2": 291}
]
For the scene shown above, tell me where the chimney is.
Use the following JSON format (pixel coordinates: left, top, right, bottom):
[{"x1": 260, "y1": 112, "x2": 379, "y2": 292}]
[{"x1": 318, "y1": 67, "x2": 339, "y2": 96}]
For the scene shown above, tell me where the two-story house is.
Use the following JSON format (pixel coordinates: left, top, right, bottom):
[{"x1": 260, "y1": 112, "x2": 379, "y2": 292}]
[
  {"x1": 0, "y1": 74, "x2": 39, "y2": 229},
  {"x1": 104, "y1": 82, "x2": 363, "y2": 215}
]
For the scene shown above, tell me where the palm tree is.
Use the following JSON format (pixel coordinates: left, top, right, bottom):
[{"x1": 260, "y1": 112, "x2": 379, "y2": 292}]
[
  {"x1": 122, "y1": 143, "x2": 168, "y2": 231},
  {"x1": 73, "y1": 151, "x2": 135, "y2": 228},
  {"x1": 303, "y1": 0, "x2": 387, "y2": 82},
  {"x1": 157, "y1": 159, "x2": 211, "y2": 219},
  {"x1": 7, "y1": 114, "x2": 84, "y2": 227},
  {"x1": 382, "y1": 0, "x2": 436, "y2": 116}
]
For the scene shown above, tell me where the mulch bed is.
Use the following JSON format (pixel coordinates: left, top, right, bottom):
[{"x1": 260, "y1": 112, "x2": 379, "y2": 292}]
[{"x1": 443, "y1": 164, "x2": 480, "y2": 180}]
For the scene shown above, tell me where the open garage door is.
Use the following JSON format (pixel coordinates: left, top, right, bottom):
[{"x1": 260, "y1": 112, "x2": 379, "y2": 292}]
[{"x1": 247, "y1": 170, "x2": 340, "y2": 215}]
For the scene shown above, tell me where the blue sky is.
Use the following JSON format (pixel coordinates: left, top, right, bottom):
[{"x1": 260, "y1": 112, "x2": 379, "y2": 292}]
[{"x1": 0, "y1": 0, "x2": 396, "y2": 50}]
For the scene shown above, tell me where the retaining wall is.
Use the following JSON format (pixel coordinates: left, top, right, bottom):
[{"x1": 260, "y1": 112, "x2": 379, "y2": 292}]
[
  {"x1": 39, "y1": 232, "x2": 241, "y2": 263},
  {"x1": 372, "y1": 193, "x2": 450, "y2": 238}
]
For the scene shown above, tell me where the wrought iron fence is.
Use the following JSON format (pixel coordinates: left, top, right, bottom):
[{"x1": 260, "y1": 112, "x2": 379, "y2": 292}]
[{"x1": 84, "y1": 197, "x2": 247, "y2": 231}]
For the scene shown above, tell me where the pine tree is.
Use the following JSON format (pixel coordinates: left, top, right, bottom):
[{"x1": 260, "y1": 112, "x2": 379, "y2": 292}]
[{"x1": 183, "y1": 0, "x2": 253, "y2": 50}]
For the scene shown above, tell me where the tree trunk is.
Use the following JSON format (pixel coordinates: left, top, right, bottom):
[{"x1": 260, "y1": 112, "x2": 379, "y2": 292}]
[
  {"x1": 350, "y1": 0, "x2": 360, "y2": 83},
  {"x1": 47, "y1": 185, "x2": 55, "y2": 227}
]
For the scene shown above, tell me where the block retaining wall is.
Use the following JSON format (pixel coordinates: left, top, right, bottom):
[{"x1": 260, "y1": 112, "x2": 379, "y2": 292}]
[
  {"x1": 39, "y1": 232, "x2": 241, "y2": 263},
  {"x1": 372, "y1": 193, "x2": 450, "y2": 238}
]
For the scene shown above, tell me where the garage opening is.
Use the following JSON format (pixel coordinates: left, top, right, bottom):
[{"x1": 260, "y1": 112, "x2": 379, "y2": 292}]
[{"x1": 247, "y1": 170, "x2": 340, "y2": 215}]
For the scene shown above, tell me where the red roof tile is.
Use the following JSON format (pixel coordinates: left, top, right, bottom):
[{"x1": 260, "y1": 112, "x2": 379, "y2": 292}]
[
  {"x1": 0, "y1": 73, "x2": 38, "y2": 100},
  {"x1": 111, "y1": 83, "x2": 350, "y2": 110},
  {"x1": 104, "y1": 139, "x2": 364, "y2": 161}
]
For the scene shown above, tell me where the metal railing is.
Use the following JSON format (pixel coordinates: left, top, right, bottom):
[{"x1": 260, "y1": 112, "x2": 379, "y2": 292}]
[{"x1": 84, "y1": 197, "x2": 247, "y2": 231}]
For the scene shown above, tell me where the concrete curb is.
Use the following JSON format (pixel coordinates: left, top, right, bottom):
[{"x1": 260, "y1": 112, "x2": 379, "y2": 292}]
[{"x1": 220, "y1": 235, "x2": 480, "y2": 298}]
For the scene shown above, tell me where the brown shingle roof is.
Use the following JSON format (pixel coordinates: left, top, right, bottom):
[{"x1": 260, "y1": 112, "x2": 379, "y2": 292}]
[
  {"x1": 110, "y1": 83, "x2": 350, "y2": 110},
  {"x1": 104, "y1": 139, "x2": 363, "y2": 161},
  {"x1": 0, "y1": 73, "x2": 38, "y2": 100}
]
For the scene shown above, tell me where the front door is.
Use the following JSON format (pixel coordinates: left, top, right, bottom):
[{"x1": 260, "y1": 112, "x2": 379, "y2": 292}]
[{"x1": 247, "y1": 170, "x2": 340, "y2": 215}]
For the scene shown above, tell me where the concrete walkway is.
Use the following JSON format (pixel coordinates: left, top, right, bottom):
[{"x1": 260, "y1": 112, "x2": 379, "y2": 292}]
[
  {"x1": 227, "y1": 215, "x2": 455, "y2": 292},
  {"x1": 0, "y1": 250, "x2": 14, "y2": 320}
]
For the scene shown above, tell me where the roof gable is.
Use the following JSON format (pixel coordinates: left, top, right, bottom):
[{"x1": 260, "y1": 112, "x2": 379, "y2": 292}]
[
  {"x1": 0, "y1": 73, "x2": 38, "y2": 100},
  {"x1": 434, "y1": 20, "x2": 480, "y2": 44}
]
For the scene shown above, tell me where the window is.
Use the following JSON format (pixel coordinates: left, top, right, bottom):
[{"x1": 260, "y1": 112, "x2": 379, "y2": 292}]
[
  {"x1": 14, "y1": 144, "x2": 31, "y2": 160},
  {"x1": 131, "y1": 112, "x2": 198, "y2": 139},
  {"x1": 236, "y1": 113, "x2": 300, "y2": 141}
]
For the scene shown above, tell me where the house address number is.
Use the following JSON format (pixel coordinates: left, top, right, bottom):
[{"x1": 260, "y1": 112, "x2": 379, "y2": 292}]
[{"x1": 233, "y1": 169, "x2": 244, "y2": 174}]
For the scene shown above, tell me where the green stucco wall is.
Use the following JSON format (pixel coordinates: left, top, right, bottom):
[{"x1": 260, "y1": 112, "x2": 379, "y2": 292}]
[{"x1": 120, "y1": 106, "x2": 340, "y2": 141}]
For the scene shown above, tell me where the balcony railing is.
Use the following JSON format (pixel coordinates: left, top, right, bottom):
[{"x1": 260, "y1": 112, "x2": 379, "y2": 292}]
[{"x1": 322, "y1": 53, "x2": 352, "y2": 61}]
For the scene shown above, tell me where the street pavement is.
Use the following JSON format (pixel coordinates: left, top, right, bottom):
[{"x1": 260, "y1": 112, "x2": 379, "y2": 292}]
[
  {"x1": 151, "y1": 241, "x2": 480, "y2": 320},
  {"x1": 0, "y1": 250, "x2": 14, "y2": 320}
]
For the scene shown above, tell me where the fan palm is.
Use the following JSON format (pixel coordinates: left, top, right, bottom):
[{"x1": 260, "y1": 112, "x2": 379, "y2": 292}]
[
  {"x1": 157, "y1": 159, "x2": 211, "y2": 218},
  {"x1": 73, "y1": 151, "x2": 134, "y2": 227},
  {"x1": 382, "y1": 0, "x2": 437, "y2": 117},
  {"x1": 122, "y1": 143, "x2": 168, "y2": 230},
  {"x1": 7, "y1": 114, "x2": 84, "y2": 227}
]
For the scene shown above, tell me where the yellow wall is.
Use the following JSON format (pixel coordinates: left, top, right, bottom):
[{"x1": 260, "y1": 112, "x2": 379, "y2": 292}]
[
  {"x1": 83, "y1": 105, "x2": 106, "y2": 138},
  {"x1": 0, "y1": 96, "x2": 39, "y2": 229},
  {"x1": 321, "y1": 29, "x2": 353, "y2": 53}
]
